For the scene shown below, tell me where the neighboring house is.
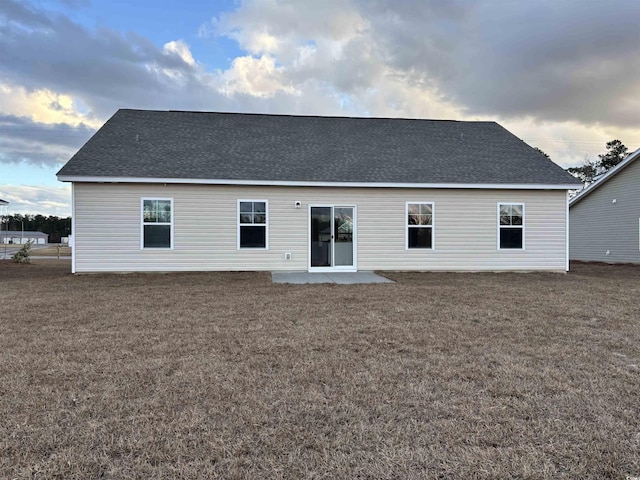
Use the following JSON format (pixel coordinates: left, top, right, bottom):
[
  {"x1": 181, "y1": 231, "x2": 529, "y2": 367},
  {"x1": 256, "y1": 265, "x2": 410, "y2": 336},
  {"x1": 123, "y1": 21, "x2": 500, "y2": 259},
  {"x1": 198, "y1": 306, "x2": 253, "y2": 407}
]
[
  {"x1": 57, "y1": 109, "x2": 580, "y2": 273},
  {"x1": 1, "y1": 231, "x2": 49, "y2": 245},
  {"x1": 569, "y1": 147, "x2": 640, "y2": 264}
]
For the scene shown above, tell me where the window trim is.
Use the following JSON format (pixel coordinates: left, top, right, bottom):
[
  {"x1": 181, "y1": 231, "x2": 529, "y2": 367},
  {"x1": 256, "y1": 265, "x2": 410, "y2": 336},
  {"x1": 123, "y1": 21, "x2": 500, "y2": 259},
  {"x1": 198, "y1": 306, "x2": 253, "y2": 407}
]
[
  {"x1": 405, "y1": 201, "x2": 435, "y2": 250},
  {"x1": 497, "y1": 202, "x2": 525, "y2": 251},
  {"x1": 237, "y1": 199, "x2": 269, "y2": 250},
  {"x1": 140, "y1": 197, "x2": 174, "y2": 250}
]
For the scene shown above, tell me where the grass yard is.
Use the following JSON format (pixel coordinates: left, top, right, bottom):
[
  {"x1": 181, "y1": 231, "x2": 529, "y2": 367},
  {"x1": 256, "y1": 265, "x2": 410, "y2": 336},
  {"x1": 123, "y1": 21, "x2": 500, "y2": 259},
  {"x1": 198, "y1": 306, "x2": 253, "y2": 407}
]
[
  {"x1": 29, "y1": 245, "x2": 72, "y2": 257},
  {"x1": 1, "y1": 260, "x2": 639, "y2": 479}
]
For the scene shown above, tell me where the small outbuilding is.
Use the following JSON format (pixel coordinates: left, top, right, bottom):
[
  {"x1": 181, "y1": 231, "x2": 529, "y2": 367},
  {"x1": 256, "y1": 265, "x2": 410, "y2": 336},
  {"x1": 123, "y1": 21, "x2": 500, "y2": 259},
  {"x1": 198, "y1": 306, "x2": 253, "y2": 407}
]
[
  {"x1": 570, "y1": 148, "x2": 640, "y2": 264},
  {"x1": 57, "y1": 109, "x2": 580, "y2": 273},
  {"x1": 0, "y1": 231, "x2": 49, "y2": 245}
]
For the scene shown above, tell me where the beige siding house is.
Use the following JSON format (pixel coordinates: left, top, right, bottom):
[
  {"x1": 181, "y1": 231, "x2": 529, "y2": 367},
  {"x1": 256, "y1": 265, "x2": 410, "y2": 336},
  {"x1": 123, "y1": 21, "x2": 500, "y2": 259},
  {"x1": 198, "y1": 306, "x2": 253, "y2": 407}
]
[
  {"x1": 570, "y1": 148, "x2": 640, "y2": 264},
  {"x1": 58, "y1": 110, "x2": 580, "y2": 273}
]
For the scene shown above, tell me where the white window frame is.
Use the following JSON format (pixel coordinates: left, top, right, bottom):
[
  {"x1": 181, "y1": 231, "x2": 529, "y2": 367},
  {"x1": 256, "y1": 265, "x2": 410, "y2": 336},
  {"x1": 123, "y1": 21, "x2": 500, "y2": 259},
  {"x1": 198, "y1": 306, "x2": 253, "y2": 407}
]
[
  {"x1": 237, "y1": 199, "x2": 269, "y2": 250},
  {"x1": 140, "y1": 197, "x2": 174, "y2": 250},
  {"x1": 405, "y1": 201, "x2": 435, "y2": 250},
  {"x1": 497, "y1": 202, "x2": 525, "y2": 251}
]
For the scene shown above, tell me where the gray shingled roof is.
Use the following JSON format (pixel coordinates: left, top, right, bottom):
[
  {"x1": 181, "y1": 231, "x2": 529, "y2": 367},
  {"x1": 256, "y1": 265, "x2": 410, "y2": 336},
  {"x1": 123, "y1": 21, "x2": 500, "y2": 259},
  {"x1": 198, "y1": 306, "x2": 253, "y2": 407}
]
[{"x1": 57, "y1": 109, "x2": 580, "y2": 186}]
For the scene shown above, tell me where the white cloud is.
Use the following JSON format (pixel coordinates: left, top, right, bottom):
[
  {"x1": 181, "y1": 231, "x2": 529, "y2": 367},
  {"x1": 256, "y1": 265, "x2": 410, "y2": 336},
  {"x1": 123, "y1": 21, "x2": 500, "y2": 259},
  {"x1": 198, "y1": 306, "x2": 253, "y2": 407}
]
[
  {"x1": 241, "y1": 30, "x2": 281, "y2": 56},
  {"x1": 219, "y1": 55, "x2": 297, "y2": 98},
  {"x1": 163, "y1": 40, "x2": 196, "y2": 66},
  {"x1": 214, "y1": 0, "x2": 366, "y2": 58},
  {"x1": 0, "y1": 184, "x2": 71, "y2": 216},
  {"x1": 0, "y1": 83, "x2": 102, "y2": 129}
]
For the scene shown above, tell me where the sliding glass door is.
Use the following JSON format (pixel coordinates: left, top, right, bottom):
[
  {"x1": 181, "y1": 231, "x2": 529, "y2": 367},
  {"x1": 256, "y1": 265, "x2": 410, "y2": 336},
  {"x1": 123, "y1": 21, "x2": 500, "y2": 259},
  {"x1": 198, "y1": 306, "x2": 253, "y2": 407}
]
[{"x1": 310, "y1": 206, "x2": 356, "y2": 270}]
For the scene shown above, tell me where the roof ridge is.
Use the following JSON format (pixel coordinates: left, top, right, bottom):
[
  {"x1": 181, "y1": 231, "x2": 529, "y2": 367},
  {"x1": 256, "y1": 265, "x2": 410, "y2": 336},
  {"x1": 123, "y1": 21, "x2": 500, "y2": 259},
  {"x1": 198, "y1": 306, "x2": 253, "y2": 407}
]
[{"x1": 117, "y1": 108, "x2": 497, "y2": 124}]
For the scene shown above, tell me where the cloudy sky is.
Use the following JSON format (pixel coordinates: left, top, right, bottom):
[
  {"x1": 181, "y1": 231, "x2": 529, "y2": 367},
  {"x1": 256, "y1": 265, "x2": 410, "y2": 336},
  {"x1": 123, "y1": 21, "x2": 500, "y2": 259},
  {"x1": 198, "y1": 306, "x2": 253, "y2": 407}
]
[{"x1": 1, "y1": 0, "x2": 638, "y2": 216}]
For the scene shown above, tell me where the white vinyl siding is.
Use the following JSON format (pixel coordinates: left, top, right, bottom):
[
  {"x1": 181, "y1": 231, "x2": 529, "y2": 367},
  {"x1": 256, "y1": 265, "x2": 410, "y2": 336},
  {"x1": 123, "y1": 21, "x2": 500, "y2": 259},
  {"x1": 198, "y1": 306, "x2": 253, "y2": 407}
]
[{"x1": 73, "y1": 183, "x2": 568, "y2": 272}]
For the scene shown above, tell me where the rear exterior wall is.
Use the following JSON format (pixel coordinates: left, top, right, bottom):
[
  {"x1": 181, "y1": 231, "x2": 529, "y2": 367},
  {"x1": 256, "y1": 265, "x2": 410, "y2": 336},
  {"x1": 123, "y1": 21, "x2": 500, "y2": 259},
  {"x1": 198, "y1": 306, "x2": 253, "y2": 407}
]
[
  {"x1": 570, "y1": 159, "x2": 640, "y2": 263},
  {"x1": 73, "y1": 183, "x2": 568, "y2": 272}
]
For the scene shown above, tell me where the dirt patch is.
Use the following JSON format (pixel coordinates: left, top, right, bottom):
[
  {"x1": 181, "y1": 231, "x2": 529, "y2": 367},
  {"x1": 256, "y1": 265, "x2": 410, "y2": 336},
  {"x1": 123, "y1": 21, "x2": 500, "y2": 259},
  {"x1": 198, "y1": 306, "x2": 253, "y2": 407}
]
[{"x1": 0, "y1": 261, "x2": 638, "y2": 478}]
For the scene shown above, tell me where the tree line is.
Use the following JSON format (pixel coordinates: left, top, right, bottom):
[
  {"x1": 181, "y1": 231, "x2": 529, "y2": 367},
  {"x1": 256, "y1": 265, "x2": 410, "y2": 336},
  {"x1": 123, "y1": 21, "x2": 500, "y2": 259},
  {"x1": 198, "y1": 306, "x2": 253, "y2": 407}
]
[
  {"x1": 1, "y1": 214, "x2": 71, "y2": 243},
  {"x1": 537, "y1": 139, "x2": 630, "y2": 187},
  {"x1": 565, "y1": 139, "x2": 629, "y2": 185}
]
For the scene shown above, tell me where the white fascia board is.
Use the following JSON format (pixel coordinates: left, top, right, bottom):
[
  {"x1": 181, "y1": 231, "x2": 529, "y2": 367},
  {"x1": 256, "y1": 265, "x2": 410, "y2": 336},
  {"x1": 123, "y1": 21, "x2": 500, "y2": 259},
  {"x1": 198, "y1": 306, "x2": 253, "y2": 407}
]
[
  {"x1": 57, "y1": 175, "x2": 578, "y2": 190},
  {"x1": 569, "y1": 147, "x2": 640, "y2": 207}
]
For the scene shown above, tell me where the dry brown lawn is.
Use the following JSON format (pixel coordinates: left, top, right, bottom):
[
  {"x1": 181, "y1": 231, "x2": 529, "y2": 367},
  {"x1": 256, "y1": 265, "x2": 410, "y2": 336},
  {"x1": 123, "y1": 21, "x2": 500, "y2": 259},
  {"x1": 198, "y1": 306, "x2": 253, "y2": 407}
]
[
  {"x1": 1, "y1": 260, "x2": 639, "y2": 479},
  {"x1": 29, "y1": 245, "x2": 72, "y2": 257}
]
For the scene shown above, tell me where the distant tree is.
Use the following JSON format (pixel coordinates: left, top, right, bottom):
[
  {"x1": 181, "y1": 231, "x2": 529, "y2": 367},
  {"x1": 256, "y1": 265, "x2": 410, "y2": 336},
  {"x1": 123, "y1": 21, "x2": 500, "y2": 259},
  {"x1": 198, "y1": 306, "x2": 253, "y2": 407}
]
[
  {"x1": 567, "y1": 158, "x2": 598, "y2": 185},
  {"x1": 534, "y1": 147, "x2": 550, "y2": 159},
  {"x1": 598, "y1": 139, "x2": 628, "y2": 171},
  {"x1": 566, "y1": 139, "x2": 629, "y2": 186}
]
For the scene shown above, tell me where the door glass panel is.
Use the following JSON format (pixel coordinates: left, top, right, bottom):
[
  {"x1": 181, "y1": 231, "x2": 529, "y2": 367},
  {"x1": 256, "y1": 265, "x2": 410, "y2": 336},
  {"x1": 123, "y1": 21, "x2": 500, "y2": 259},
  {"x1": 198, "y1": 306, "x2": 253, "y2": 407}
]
[
  {"x1": 334, "y1": 207, "x2": 354, "y2": 266},
  {"x1": 311, "y1": 207, "x2": 332, "y2": 267}
]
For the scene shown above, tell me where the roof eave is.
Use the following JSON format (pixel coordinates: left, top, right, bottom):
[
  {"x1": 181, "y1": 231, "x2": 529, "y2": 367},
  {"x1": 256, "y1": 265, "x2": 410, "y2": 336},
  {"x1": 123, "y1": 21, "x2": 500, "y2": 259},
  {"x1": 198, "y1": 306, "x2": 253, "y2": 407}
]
[{"x1": 57, "y1": 175, "x2": 579, "y2": 190}]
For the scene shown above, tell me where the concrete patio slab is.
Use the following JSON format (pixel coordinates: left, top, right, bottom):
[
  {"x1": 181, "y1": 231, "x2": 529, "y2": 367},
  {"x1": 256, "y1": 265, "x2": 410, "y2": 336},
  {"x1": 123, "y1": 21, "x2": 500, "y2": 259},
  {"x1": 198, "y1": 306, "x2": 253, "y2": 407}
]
[{"x1": 271, "y1": 271, "x2": 394, "y2": 284}]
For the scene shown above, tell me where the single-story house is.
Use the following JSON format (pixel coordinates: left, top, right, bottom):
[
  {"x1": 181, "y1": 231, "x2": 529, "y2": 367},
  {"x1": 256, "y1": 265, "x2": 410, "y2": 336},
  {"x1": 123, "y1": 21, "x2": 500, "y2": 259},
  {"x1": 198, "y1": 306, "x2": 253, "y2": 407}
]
[
  {"x1": 57, "y1": 109, "x2": 581, "y2": 273},
  {"x1": 569, "y1": 147, "x2": 640, "y2": 264},
  {"x1": 1, "y1": 231, "x2": 49, "y2": 245}
]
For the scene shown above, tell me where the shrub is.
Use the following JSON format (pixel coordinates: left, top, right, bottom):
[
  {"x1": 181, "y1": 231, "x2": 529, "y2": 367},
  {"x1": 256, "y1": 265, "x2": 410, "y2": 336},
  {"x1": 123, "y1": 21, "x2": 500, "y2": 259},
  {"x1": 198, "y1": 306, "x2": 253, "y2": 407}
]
[{"x1": 12, "y1": 241, "x2": 32, "y2": 264}]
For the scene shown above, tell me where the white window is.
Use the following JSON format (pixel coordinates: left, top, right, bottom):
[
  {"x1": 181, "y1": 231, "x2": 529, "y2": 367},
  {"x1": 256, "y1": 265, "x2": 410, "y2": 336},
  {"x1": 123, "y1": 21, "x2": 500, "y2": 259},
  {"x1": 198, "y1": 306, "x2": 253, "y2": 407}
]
[
  {"x1": 498, "y1": 203, "x2": 524, "y2": 250},
  {"x1": 238, "y1": 200, "x2": 268, "y2": 249},
  {"x1": 141, "y1": 198, "x2": 173, "y2": 249},
  {"x1": 406, "y1": 202, "x2": 434, "y2": 249}
]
